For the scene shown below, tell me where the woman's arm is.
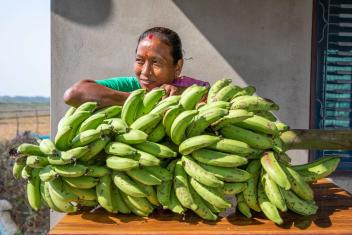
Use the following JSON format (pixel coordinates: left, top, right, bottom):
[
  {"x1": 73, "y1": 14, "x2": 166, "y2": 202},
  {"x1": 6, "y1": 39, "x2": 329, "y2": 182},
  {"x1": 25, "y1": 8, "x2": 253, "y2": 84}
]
[{"x1": 63, "y1": 79, "x2": 130, "y2": 108}]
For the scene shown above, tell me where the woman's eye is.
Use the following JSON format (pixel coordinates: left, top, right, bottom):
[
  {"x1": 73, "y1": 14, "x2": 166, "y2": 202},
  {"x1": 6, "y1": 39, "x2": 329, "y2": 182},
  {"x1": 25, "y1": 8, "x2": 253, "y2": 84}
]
[{"x1": 135, "y1": 58, "x2": 144, "y2": 65}]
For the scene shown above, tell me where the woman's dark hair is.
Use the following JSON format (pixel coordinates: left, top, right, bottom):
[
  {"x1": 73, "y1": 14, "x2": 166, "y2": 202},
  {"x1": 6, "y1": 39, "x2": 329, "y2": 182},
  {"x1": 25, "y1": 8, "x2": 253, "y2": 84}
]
[{"x1": 137, "y1": 27, "x2": 183, "y2": 64}]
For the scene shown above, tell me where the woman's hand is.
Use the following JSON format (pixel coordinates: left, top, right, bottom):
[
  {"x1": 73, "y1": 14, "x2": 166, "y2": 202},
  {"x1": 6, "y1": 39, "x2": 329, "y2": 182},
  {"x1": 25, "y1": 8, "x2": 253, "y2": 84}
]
[{"x1": 160, "y1": 84, "x2": 186, "y2": 97}]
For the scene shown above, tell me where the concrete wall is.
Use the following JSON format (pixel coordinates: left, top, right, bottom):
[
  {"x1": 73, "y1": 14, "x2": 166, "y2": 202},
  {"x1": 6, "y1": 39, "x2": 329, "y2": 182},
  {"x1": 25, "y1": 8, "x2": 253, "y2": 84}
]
[{"x1": 51, "y1": 0, "x2": 313, "y2": 227}]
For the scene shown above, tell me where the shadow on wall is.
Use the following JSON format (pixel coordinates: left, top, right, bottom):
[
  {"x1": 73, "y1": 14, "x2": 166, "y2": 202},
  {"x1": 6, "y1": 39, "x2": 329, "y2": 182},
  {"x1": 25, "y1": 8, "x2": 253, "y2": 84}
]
[{"x1": 52, "y1": 0, "x2": 112, "y2": 26}]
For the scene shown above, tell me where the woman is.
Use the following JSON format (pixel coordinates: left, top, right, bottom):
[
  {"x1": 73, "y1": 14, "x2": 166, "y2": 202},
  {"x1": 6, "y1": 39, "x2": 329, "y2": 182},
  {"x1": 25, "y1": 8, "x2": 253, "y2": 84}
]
[{"x1": 64, "y1": 27, "x2": 209, "y2": 108}]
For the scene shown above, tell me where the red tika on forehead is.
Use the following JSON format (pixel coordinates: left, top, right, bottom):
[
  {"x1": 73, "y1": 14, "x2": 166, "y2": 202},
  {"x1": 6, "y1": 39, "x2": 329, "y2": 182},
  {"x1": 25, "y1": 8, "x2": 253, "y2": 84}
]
[{"x1": 148, "y1": 34, "x2": 154, "y2": 39}]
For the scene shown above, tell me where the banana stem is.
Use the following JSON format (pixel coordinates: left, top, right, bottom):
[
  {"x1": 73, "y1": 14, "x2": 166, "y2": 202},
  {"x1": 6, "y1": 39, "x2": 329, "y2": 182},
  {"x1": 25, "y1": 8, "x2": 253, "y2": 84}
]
[{"x1": 281, "y1": 129, "x2": 352, "y2": 150}]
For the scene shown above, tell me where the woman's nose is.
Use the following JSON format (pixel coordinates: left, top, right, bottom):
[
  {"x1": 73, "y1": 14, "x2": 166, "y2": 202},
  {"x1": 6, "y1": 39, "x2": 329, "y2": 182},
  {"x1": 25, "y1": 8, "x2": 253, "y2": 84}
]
[{"x1": 141, "y1": 62, "x2": 152, "y2": 76}]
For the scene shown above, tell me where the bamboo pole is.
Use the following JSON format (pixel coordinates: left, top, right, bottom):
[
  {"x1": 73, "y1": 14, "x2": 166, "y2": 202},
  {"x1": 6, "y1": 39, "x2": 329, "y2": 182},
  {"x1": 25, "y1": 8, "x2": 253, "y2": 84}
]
[{"x1": 281, "y1": 129, "x2": 352, "y2": 150}]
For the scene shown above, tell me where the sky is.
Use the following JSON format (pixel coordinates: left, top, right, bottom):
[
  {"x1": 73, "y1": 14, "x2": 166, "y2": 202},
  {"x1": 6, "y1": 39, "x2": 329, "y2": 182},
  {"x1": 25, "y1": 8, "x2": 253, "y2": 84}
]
[{"x1": 0, "y1": 0, "x2": 50, "y2": 97}]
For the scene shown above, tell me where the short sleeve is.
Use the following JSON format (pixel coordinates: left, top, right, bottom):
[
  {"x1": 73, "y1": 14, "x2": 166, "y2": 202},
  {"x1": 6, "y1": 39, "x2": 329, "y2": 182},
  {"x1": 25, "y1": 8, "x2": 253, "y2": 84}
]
[{"x1": 96, "y1": 76, "x2": 141, "y2": 92}]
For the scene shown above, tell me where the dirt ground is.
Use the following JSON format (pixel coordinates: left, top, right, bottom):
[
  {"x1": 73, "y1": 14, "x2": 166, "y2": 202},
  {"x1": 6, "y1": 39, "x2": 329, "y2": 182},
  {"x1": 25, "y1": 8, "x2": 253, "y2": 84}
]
[{"x1": 0, "y1": 115, "x2": 50, "y2": 140}]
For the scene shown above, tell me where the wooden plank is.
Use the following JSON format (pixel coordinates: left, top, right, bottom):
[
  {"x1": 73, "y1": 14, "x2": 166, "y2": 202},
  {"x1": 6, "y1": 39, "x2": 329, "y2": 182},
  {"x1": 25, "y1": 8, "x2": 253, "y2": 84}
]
[{"x1": 49, "y1": 179, "x2": 352, "y2": 235}]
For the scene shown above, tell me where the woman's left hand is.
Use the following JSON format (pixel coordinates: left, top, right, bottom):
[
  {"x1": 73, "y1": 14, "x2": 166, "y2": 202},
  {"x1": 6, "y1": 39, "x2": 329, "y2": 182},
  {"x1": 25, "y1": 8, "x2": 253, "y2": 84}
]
[{"x1": 160, "y1": 84, "x2": 186, "y2": 97}]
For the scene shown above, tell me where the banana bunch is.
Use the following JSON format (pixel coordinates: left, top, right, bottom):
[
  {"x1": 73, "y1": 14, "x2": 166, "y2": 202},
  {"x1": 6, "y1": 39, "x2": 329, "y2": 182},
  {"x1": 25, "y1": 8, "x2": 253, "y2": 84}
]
[{"x1": 12, "y1": 80, "x2": 341, "y2": 224}]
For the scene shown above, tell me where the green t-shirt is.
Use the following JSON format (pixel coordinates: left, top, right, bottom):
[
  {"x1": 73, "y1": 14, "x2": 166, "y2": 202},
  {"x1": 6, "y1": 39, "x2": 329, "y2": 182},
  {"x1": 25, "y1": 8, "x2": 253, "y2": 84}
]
[{"x1": 95, "y1": 76, "x2": 141, "y2": 92}]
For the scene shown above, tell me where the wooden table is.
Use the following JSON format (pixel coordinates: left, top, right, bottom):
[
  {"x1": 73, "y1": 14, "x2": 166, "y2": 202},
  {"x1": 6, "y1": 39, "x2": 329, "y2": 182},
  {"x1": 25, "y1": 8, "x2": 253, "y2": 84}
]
[{"x1": 49, "y1": 179, "x2": 352, "y2": 235}]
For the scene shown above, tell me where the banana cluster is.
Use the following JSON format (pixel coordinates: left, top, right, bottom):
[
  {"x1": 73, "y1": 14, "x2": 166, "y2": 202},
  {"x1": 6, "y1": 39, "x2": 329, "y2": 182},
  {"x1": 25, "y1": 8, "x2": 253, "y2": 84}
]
[{"x1": 12, "y1": 79, "x2": 340, "y2": 224}]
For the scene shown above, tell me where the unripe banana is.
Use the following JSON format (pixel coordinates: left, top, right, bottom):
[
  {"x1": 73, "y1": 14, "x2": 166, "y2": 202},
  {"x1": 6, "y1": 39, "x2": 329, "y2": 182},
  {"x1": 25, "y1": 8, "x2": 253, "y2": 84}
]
[
  {"x1": 42, "y1": 181, "x2": 63, "y2": 212},
  {"x1": 231, "y1": 85, "x2": 256, "y2": 100},
  {"x1": 112, "y1": 171, "x2": 149, "y2": 197},
  {"x1": 163, "y1": 105, "x2": 184, "y2": 137},
  {"x1": 48, "y1": 155, "x2": 73, "y2": 165},
  {"x1": 26, "y1": 168, "x2": 41, "y2": 211},
  {"x1": 63, "y1": 176, "x2": 98, "y2": 189},
  {"x1": 156, "y1": 160, "x2": 177, "y2": 209},
  {"x1": 26, "y1": 155, "x2": 49, "y2": 168},
  {"x1": 147, "y1": 122, "x2": 165, "y2": 142},
  {"x1": 182, "y1": 155, "x2": 224, "y2": 188},
  {"x1": 85, "y1": 165, "x2": 111, "y2": 177},
  {"x1": 168, "y1": 186, "x2": 185, "y2": 214},
  {"x1": 134, "y1": 181, "x2": 159, "y2": 206},
  {"x1": 96, "y1": 175, "x2": 115, "y2": 212},
  {"x1": 236, "y1": 115, "x2": 279, "y2": 136},
  {"x1": 150, "y1": 95, "x2": 181, "y2": 115},
  {"x1": 207, "y1": 138, "x2": 258, "y2": 156},
  {"x1": 105, "y1": 142, "x2": 138, "y2": 156},
  {"x1": 260, "y1": 152, "x2": 290, "y2": 190},
  {"x1": 39, "y1": 139, "x2": 58, "y2": 156},
  {"x1": 199, "y1": 163, "x2": 252, "y2": 182},
  {"x1": 191, "y1": 148, "x2": 248, "y2": 168},
  {"x1": 79, "y1": 136, "x2": 110, "y2": 162},
  {"x1": 214, "y1": 84, "x2": 241, "y2": 102},
  {"x1": 283, "y1": 165, "x2": 314, "y2": 201},
  {"x1": 174, "y1": 160, "x2": 197, "y2": 210},
  {"x1": 48, "y1": 182, "x2": 78, "y2": 212},
  {"x1": 144, "y1": 165, "x2": 173, "y2": 181},
  {"x1": 94, "y1": 105, "x2": 122, "y2": 119},
  {"x1": 120, "y1": 192, "x2": 153, "y2": 216},
  {"x1": 207, "y1": 78, "x2": 232, "y2": 103},
  {"x1": 39, "y1": 165, "x2": 59, "y2": 182},
  {"x1": 261, "y1": 173, "x2": 287, "y2": 212},
  {"x1": 104, "y1": 118, "x2": 129, "y2": 134},
  {"x1": 115, "y1": 129, "x2": 148, "y2": 144},
  {"x1": 292, "y1": 156, "x2": 340, "y2": 182},
  {"x1": 180, "y1": 85, "x2": 208, "y2": 110},
  {"x1": 54, "y1": 125, "x2": 74, "y2": 151},
  {"x1": 111, "y1": 186, "x2": 131, "y2": 214},
  {"x1": 275, "y1": 122, "x2": 289, "y2": 132},
  {"x1": 53, "y1": 164, "x2": 88, "y2": 178},
  {"x1": 106, "y1": 156, "x2": 139, "y2": 171},
  {"x1": 257, "y1": 181, "x2": 283, "y2": 224},
  {"x1": 75, "y1": 101, "x2": 97, "y2": 113},
  {"x1": 126, "y1": 168, "x2": 162, "y2": 185},
  {"x1": 64, "y1": 106, "x2": 77, "y2": 117},
  {"x1": 78, "y1": 200, "x2": 98, "y2": 207},
  {"x1": 96, "y1": 123, "x2": 113, "y2": 135},
  {"x1": 243, "y1": 159, "x2": 261, "y2": 212},
  {"x1": 48, "y1": 178, "x2": 79, "y2": 202},
  {"x1": 220, "y1": 125, "x2": 273, "y2": 149},
  {"x1": 223, "y1": 182, "x2": 247, "y2": 195},
  {"x1": 71, "y1": 129, "x2": 101, "y2": 148},
  {"x1": 256, "y1": 110, "x2": 277, "y2": 122},
  {"x1": 60, "y1": 146, "x2": 90, "y2": 161},
  {"x1": 21, "y1": 165, "x2": 32, "y2": 180},
  {"x1": 130, "y1": 113, "x2": 161, "y2": 133},
  {"x1": 141, "y1": 88, "x2": 166, "y2": 115},
  {"x1": 170, "y1": 110, "x2": 198, "y2": 144},
  {"x1": 78, "y1": 113, "x2": 106, "y2": 133},
  {"x1": 189, "y1": 177, "x2": 231, "y2": 209},
  {"x1": 64, "y1": 183, "x2": 97, "y2": 201},
  {"x1": 230, "y1": 95, "x2": 279, "y2": 111},
  {"x1": 135, "y1": 150, "x2": 161, "y2": 167},
  {"x1": 186, "y1": 109, "x2": 228, "y2": 137},
  {"x1": 212, "y1": 109, "x2": 254, "y2": 130},
  {"x1": 236, "y1": 192, "x2": 252, "y2": 218},
  {"x1": 281, "y1": 189, "x2": 318, "y2": 216},
  {"x1": 121, "y1": 89, "x2": 145, "y2": 125},
  {"x1": 12, "y1": 157, "x2": 26, "y2": 179},
  {"x1": 198, "y1": 101, "x2": 230, "y2": 113},
  {"x1": 133, "y1": 141, "x2": 177, "y2": 158},
  {"x1": 179, "y1": 135, "x2": 220, "y2": 155},
  {"x1": 17, "y1": 143, "x2": 45, "y2": 157}
]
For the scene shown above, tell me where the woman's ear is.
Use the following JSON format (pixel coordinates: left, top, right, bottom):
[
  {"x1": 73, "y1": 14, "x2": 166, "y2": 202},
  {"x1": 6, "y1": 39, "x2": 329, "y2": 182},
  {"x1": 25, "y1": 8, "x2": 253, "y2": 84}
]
[{"x1": 175, "y1": 59, "x2": 184, "y2": 77}]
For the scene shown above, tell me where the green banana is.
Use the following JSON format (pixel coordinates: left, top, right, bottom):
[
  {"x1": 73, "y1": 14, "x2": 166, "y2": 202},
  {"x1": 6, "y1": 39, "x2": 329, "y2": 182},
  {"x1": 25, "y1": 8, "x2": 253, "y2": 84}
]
[
  {"x1": 261, "y1": 173, "x2": 287, "y2": 212},
  {"x1": 230, "y1": 95, "x2": 279, "y2": 111},
  {"x1": 147, "y1": 122, "x2": 165, "y2": 142},
  {"x1": 78, "y1": 200, "x2": 98, "y2": 207},
  {"x1": 260, "y1": 152, "x2": 290, "y2": 190},
  {"x1": 126, "y1": 168, "x2": 162, "y2": 185},
  {"x1": 144, "y1": 165, "x2": 173, "y2": 181},
  {"x1": 48, "y1": 181, "x2": 78, "y2": 212},
  {"x1": 213, "y1": 84, "x2": 241, "y2": 102},
  {"x1": 17, "y1": 143, "x2": 45, "y2": 156},
  {"x1": 48, "y1": 155, "x2": 73, "y2": 165},
  {"x1": 207, "y1": 138, "x2": 258, "y2": 156},
  {"x1": 26, "y1": 155, "x2": 49, "y2": 168},
  {"x1": 275, "y1": 122, "x2": 289, "y2": 132},
  {"x1": 48, "y1": 178, "x2": 79, "y2": 202},
  {"x1": 220, "y1": 125, "x2": 273, "y2": 149},
  {"x1": 170, "y1": 110, "x2": 198, "y2": 144},
  {"x1": 75, "y1": 101, "x2": 97, "y2": 113},
  {"x1": 207, "y1": 78, "x2": 232, "y2": 103},
  {"x1": 115, "y1": 129, "x2": 148, "y2": 144},
  {"x1": 120, "y1": 192, "x2": 153, "y2": 216},
  {"x1": 104, "y1": 118, "x2": 129, "y2": 134},
  {"x1": 39, "y1": 139, "x2": 58, "y2": 156},
  {"x1": 292, "y1": 156, "x2": 340, "y2": 182},
  {"x1": 130, "y1": 113, "x2": 161, "y2": 133},
  {"x1": 94, "y1": 105, "x2": 122, "y2": 119},
  {"x1": 60, "y1": 146, "x2": 90, "y2": 161},
  {"x1": 156, "y1": 160, "x2": 177, "y2": 209},
  {"x1": 180, "y1": 85, "x2": 208, "y2": 110},
  {"x1": 26, "y1": 168, "x2": 41, "y2": 211},
  {"x1": 182, "y1": 155, "x2": 224, "y2": 188},
  {"x1": 281, "y1": 189, "x2": 318, "y2": 216},
  {"x1": 200, "y1": 163, "x2": 252, "y2": 182},
  {"x1": 105, "y1": 142, "x2": 138, "y2": 156},
  {"x1": 236, "y1": 192, "x2": 252, "y2": 218},
  {"x1": 141, "y1": 88, "x2": 166, "y2": 115},
  {"x1": 63, "y1": 176, "x2": 98, "y2": 189},
  {"x1": 21, "y1": 165, "x2": 32, "y2": 180},
  {"x1": 231, "y1": 85, "x2": 256, "y2": 99},
  {"x1": 39, "y1": 165, "x2": 58, "y2": 182},
  {"x1": 149, "y1": 95, "x2": 181, "y2": 115},
  {"x1": 111, "y1": 186, "x2": 131, "y2": 214},
  {"x1": 135, "y1": 150, "x2": 161, "y2": 166},
  {"x1": 112, "y1": 171, "x2": 148, "y2": 197},
  {"x1": 106, "y1": 156, "x2": 139, "y2": 171},
  {"x1": 212, "y1": 109, "x2": 254, "y2": 130},
  {"x1": 85, "y1": 165, "x2": 111, "y2": 177},
  {"x1": 256, "y1": 111, "x2": 277, "y2": 122},
  {"x1": 236, "y1": 115, "x2": 279, "y2": 136},
  {"x1": 191, "y1": 149, "x2": 248, "y2": 168},
  {"x1": 257, "y1": 181, "x2": 283, "y2": 224},
  {"x1": 162, "y1": 105, "x2": 184, "y2": 137},
  {"x1": 134, "y1": 181, "x2": 159, "y2": 206},
  {"x1": 12, "y1": 157, "x2": 26, "y2": 179},
  {"x1": 198, "y1": 101, "x2": 230, "y2": 113},
  {"x1": 283, "y1": 165, "x2": 314, "y2": 201},
  {"x1": 64, "y1": 183, "x2": 97, "y2": 201},
  {"x1": 53, "y1": 164, "x2": 88, "y2": 178},
  {"x1": 78, "y1": 113, "x2": 106, "y2": 133},
  {"x1": 186, "y1": 108, "x2": 228, "y2": 137},
  {"x1": 121, "y1": 89, "x2": 145, "y2": 125},
  {"x1": 42, "y1": 181, "x2": 63, "y2": 212},
  {"x1": 79, "y1": 137, "x2": 110, "y2": 162},
  {"x1": 168, "y1": 186, "x2": 185, "y2": 214},
  {"x1": 133, "y1": 141, "x2": 177, "y2": 158},
  {"x1": 223, "y1": 182, "x2": 247, "y2": 195},
  {"x1": 96, "y1": 175, "x2": 115, "y2": 212},
  {"x1": 243, "y1": 159, "x2": 261, "y2": 212},
  {"x1": 96, "y1": 123, "x2": 113, "y2": 135},
  {"x1": 189, "y1": 177, "x2": 231, "y2": 209},
  {"x1": 71, "y1": 129, "x2": 101, "y2": 148},
  {"x1": 179, "y1": 135, "x2": 220, "y2": 155}
]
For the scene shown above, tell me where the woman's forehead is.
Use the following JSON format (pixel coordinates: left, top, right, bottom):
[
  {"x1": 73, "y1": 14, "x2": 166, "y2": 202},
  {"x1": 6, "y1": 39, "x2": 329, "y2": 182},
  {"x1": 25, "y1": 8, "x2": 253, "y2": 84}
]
[{"x1": 136, "y1": 38, "x2": 172, "y2": 59}]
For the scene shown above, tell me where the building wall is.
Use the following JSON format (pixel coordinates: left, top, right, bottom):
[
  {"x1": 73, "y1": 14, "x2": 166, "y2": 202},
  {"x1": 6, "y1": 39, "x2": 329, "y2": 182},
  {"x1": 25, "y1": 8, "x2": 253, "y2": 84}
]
[{"x1": 51, "y1": 0, "x2": 313, "y2": 226}]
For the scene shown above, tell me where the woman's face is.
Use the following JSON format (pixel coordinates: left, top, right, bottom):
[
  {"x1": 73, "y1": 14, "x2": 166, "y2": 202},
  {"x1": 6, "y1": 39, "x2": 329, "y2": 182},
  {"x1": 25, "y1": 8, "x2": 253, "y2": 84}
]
[{"x1": 134, "y1": 36, "x2": 182, "y2": 91}]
